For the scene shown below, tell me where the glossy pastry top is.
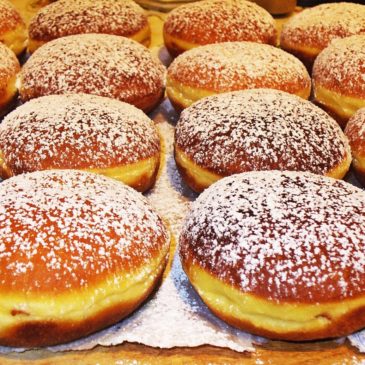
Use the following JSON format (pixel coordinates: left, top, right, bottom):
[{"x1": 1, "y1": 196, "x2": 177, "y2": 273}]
[
  {"x1": 0, "y1": 170, "x2": 169, "y2": 293},
  {"x1": 0, "y1": 94, "x2": 160, "y2": 173},
  {"x1": 19, "y1": 34, "x2": 165, "y2": 105},
  {"x1": 175, "y1": 89, "x2": 350, "y2": 176},
  {"x1": 29, "y1": 0, "x2": 148, "y2": 41},
  {"x1": 313, "y1": 35, "x2": 365, "y2": 98},
  {"x1": 281, "y1": 3, "x2": 365, "y2": 51},
  {"x1": 164, "y1": 0, "x2": 276, "y2": 45},
  {"x1": 180, "y1": 171, "x2": 365, "y2": 303},
  {"x1": 167, "y1": 42, "x2": 310, "y2": 94},
  {"x1": 0, "y1": 42, "x2": 19, "y2": 92}
]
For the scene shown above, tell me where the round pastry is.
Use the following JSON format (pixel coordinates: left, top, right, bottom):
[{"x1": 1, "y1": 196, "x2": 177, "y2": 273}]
[
  {"x1": 163, "y1": 0, "x2": 277, "y2": 57},
  {"x1": 313, "y1": 35, "x2": 365, "y2": 128},
  {"x1": 0, "y1": 0, "x2": 27, "y2": 55},
  {"x1": 0, "y1": 42, "x2": 20, "y2": 112},
  {"x1": 28, "y1": 0, "x2": 151, "y2": 53},
  {"x1": 175, "y1": 89, "x2": 351, "y2": 192},
  {"x1": 166, "y1": 42, "x2": 311, "y2": 110},
  {"x1": 180, "y1": 170, "x2": 365, "y2": 341},
  {"x1": 280, "y1": 3, "x2": 365, "y2": 70},
  {"x1": 0, "y1": 94, "x2": 161, "y2": 192},
  {"x1": 345, "y1": 108, "x2": 365, "y2": 186},
  {"x1": 19, "y1": 34, "x2": 165, "y2": 112},
  {"x1": 0, "y1": 169, "x2": 170, "y2": 347}
]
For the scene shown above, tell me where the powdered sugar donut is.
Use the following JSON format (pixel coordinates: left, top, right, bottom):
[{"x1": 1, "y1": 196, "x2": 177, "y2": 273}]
[
  {"x1": 281, "y1": 3, "x2": 365, "y2": 70},
  {"x1": 174, "y1": 89, "x2": 351, "y2": 192},
  {"x1": 28, "y1": 0, "x2": 151, "y2": 53},
  {"x1": 163, "y1": 0, "x2": 276, "y2": 57},
  {"x1": 19, "y1": 34, "x2": 165, "y2": 112},
  {"x1": 0, "y1": 169, "x2": 170, "y2": 347},
  {"x1": 180, "y1": 171, "x2": 365, "y2": 340},
  {"x1": 0, "y1": 0, "x2": 27, "y2": 55},
  {"x1": 166, "y1": 42, "x2": 310, "y2": 110},
  {"x1": 0, "y1": 94, "x2": 160, "y2": 191},
  {"x1": 0, "y1": 42, "x2": 19, "y2": 112},
  {"x1": 313, "y1": 35, "x2": 365, "y2": 127}
]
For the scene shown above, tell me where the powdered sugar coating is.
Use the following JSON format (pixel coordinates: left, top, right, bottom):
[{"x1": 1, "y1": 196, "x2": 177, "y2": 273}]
[
  {"x1": 167, "y1": 42, "x2": 310, "y2": 94},
  {"x1": 175, "y1": 89, "x2": 350, "y2": 176},
  {"x1": 19, "y1": 34, "x2": 165, "y2": 106},
  {"x1": 0, "y1": 42, "x2": 19, "y2": 93},
  {"x1": 0, "y1": 94, "x2": 160, "y2": 173},
  {"x1": 0, "y1": 170, "x2": 169, "y2": 292},
  {"x1": 0, "y1": 0, "x2": 24, "y2": 35},
  {"x1": 180, "y1": 171, "x2": 365, "y2": 302},
  {"x1": 29, "y1": 0, "x2": 148, "y2": 41},
  {"x1": 164, "y1": 0, "x2": 276, "y2": 45},
  {"x1": 281, "y1": 3, "x2": 365, "y2": 51},
  {"x1": 313, "y1": 35, "x2": 365, "y2": 98}
]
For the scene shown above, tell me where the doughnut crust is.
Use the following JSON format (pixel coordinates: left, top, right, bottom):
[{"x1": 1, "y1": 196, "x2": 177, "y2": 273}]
[
  {"x1": 0, "y1": 0, "x2": 27, "y2": 55},
  {"x1": 166, "y1": 42, "x2": 311, "y2": 110},
  {"x1": 175, "y1": 89, "x2": 351, "y2": 192},
  {"x1": 0, "y1": 94, "x2": 161, "y2": 192},
  {"x1": 19, "y1": 34, "x2": 165, "y2": 112},
  {"x1": 180, "y1": 171, "x2": 365, "y2": 341},
  {"x1": 280, "y1": 3, "x2": 365, "y2": 70},
  {"x1": 163, "y1": 0, "x2": 276, "y2": 57},
  {"x1": 345, "y1": 108, "x2": 365, "y2": 186},
  {"x1": 0, "y1": 170, "x2": 170, "y2": 347},
  {"x1": 28, "y1": 0, "x2": 151, "y2": 53},
  {"x1": 313, "y1": 35, "x2": 365, "y2": 127},
  {"x1": 0, "y1": 42, "x2": 20, "y2": 112}
]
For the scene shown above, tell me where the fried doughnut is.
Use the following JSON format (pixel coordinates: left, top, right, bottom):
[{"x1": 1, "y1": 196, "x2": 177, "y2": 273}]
[
  {"x1": 280, "y1": 3, "x2": 365, "y2": 70},
  {"x1": 19, "y1": 34, "x2": 165, "y2": 112},
  {"x1": 166, "y1": 42, "x2": 310, "y2": 110},
  {"x1": 28, "y1": 0, "x2": 151, "y2": 53},
  {"x1": 180, "y1": 171, "x2": 365, "y2": 341},
  {"x1": 0, "y1": 42, "x2": 20, "y2": 112},
  {"x1": 175, "y1": 89, "x2": 351, "y2": 192},
  {"x1": 0, "y1": 0, "x2": 27, "y2": 56},
  {"x1": 345, "y1": 108, "x2": 365, "y2": 186},
  {"x1": 163, "y1": 0, "x2": 277, "y2": 57},
  {"x1": 0, "y1": 94, "x2": 160, "y2": 192},
  {"x1": 0, "y1": 169, "x2": 170, "y2": 347},
  {"x1": 313, "y1": 35, "x2": 365, "y2": 128}
]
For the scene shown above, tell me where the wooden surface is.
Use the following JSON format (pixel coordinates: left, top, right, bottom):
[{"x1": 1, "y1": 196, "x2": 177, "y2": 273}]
[{"x1": 3, "y1": 1, "x2": 365, "y2": 364}]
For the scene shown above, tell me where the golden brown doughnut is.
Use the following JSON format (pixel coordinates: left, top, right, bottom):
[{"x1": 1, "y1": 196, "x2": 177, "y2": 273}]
[
  {"x1": 0, "y1": 169, "x2": 170, "y2": 347},
  {"x1": 345, "y1": 108, "x2": 365, "y2": 186},
  {"x1": 0, "y1": 42, "x2": 20, "y2": 112},
  {"x1": 180, "y1": 171, "x2": 365, "y2": 341},
  {"x1": 19, "y1": 34, "x2": 165, "y2": 112},
  {"x1": 313, "y1": 35, "x2": 365, "y2": 128},
  {"x1": 0, "y1": 94, "x2": 161, "y2": 192},
  {"x1": 163, "y1": 0, "x2": 277, "y2": 57},
  {"x1": 166, "y1": 42, "x2": 311, "y2": 110},
  {"x1": 28, "y1": 0, "x2": 151, "y2": 53},
  {"x1": 175, "y1": 89, "x2": 351, "y2": 192},
  {"x1": 0, "y1": 0, "x2": 27, "y2": 56},
  {"x1": 280, "y1": 3, "x2": 365, "y2": 70},
  {"x1": 253, "y1": 0, "x2": 296, "y2": 15}
]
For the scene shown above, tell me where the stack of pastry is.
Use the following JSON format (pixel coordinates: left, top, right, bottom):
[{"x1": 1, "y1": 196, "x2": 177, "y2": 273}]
[{"x1": 0, "y1": 0, "x2": 365, "y2": 350}]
